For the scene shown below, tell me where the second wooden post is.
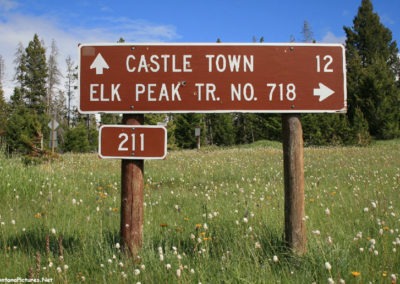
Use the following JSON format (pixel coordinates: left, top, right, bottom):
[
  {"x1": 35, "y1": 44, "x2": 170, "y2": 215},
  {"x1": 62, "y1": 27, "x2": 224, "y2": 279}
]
[{"x1": 282, "y1": 114, "x2": 306, "y2": 255}]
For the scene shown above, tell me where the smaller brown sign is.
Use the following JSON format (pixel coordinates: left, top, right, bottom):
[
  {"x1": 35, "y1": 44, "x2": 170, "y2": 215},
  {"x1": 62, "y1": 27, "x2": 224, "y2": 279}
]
[{"x1": 99, "y1": 125, "x2": 167, "y2": 159}]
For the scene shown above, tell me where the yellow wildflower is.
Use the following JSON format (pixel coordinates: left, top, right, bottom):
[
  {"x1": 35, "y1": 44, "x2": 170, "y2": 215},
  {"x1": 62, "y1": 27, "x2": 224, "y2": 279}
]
[{"x1": 351, "y1": 271, "x2": 361, "y2": 277}]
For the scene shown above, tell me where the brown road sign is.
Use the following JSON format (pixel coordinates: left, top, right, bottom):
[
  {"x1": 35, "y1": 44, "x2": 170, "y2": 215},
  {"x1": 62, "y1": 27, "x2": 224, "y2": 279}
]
[
  {"x1": 79, "y1": 43, "x2": 346, "y2": 113},
  {"x1": 99, "y1": 125, "x2": 167, "y2": 159}
]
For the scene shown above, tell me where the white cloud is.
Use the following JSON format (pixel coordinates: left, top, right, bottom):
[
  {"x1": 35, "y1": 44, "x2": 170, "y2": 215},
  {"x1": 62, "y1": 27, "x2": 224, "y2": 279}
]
[
  {"x1": 0, "y1": 0, "x2": 18, "y2": 11},
  {"x1": 321, "y1": 31, "x2": 346, "y2": 44},
  {"x1": 0, "y1": 11, "x2": 179, "y2": 100}
]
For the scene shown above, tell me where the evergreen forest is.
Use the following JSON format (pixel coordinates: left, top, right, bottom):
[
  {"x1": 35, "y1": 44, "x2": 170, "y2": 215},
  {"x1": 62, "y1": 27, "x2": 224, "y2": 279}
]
[{"x1": 0, "y1": 0, "x2": 398, "y2": 160}]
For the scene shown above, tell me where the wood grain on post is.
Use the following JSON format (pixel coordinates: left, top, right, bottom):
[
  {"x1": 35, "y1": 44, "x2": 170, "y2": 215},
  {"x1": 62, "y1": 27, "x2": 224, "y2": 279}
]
[
  {"x1": 121, "y1": 114, "x2": 144, "y2": 257},
  {"x1": 282, "y1": 114, "x2": 306, "y2": 255}
]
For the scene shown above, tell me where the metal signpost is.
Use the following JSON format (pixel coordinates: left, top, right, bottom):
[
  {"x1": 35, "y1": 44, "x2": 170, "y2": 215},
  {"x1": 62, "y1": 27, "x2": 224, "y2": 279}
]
[
  {"x1": 48, "y1": 119, "x2": 59, "y2": 153},
  {"x1": 79, "y1": 43, "x2": 346, "y2": 256}
]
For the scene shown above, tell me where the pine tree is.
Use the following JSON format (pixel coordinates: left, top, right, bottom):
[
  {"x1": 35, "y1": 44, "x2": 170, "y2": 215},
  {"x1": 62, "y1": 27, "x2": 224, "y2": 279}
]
[
  {"x1": 5, "y1": 35, "x2": 51, "y2": 155},
  {"x1": 47, "y1": 39, "x2": 62, "y2": 115},
  {"x1": 344, "y1": 0, "x2": 400, "y2": 139},
  {"x1": 350, "y1": 107, "x2": 371, "y2": 145},
  {"x1": 144, "y1": 114, "x2": 167, "y2": 125},
  {"x1": 23, "y1": 34, "x2": 48, "y2": 114},
  {"x1": 0, "y1": 87, "x2": 6, "y2": 138},
  {"x1": 301, "y1": 20, "x2": 315, "y2": 43},
  {"x1": 233, "y1": 114, "x2": 251, "y2": 144},
  {"x1": 0, "y1": 54, "x2": 4, "y2": 84},
  {"x1": 205, "y1": 113, "x2": 235, "y2": 146},
  {"x1": 174, "y1": 113, "x2": 204, "y2": 149},
  {"x1": 0, "y1": 55, "x2": 7, "y2": 138},
  {"x1": 65, "y1": 55, "x2": 77, "y2": 127},
  {"x1": 13, "y1": 43, "x2": 27, "y2": 97},
  {"x1": 62, "y1": 123, "x2": 91, "y2": 153},
  {"x1": 5, "y1": 95, "x2": 43, "y2": 155}
]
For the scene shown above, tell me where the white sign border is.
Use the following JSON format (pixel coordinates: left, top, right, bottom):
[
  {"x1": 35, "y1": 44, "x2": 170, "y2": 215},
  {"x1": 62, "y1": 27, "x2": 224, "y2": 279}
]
[{"x1": 79, "y1": 42, "x2": 347, "y2": 114}]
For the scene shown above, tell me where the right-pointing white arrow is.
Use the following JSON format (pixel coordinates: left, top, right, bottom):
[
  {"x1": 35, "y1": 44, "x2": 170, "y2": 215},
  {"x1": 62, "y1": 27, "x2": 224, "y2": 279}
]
[{"x1": 313, "y1": 83, "x2": 334, "y2": 102}]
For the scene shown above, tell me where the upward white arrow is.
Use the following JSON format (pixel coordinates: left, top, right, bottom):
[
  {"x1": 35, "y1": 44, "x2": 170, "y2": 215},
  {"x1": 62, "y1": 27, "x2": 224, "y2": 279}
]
[
  {"x1": 313, "y1": 83, "x2": 335, "y2": 102},
  {"x1": 90, "y1": 53, "x2": 109, "y2": 75}
]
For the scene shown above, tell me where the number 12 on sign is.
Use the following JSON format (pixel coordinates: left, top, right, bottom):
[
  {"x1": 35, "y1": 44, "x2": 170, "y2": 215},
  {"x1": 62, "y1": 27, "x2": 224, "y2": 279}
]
[{"x1": 99, "y1": 125, "x2": 167, "y2": 160}]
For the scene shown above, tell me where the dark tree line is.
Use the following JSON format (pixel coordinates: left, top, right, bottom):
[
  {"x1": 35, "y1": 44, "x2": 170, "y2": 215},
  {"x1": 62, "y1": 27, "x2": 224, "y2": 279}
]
[
  {"x1": 171, "y1": 1, "x2": 399, "y2": 148},
  {"x1": 0, "y1": 0, "x2": 398, "y2": 157}
]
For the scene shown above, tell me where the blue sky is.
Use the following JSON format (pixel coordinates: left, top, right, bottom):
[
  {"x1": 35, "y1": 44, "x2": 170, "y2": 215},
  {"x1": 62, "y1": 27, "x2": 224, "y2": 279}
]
[{"x1": 0, "y1": 0, "x2": 399, "y2": 99}]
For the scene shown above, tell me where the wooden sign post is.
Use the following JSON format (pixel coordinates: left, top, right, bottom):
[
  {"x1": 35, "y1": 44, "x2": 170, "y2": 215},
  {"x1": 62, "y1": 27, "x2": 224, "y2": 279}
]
[
  {"x1": 282, "y1": 114, "x2": 306, "y2": 254},
  {"x1": 79, "y1": 43, "x2": 346, "y2": 256},
  {"x1": 120, "y1": 114, "x2": 144, "y2": 256}
]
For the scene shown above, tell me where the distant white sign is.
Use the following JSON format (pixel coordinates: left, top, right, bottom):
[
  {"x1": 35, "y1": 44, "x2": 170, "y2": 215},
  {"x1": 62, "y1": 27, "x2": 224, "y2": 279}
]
[{"x1": 48, "y1": 120, "x2": 59, "y2": 129}]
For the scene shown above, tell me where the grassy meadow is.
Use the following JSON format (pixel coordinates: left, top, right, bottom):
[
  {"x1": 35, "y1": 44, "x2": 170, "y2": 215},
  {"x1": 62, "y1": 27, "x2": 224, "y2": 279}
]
[{"x1": 0, "y1": 140, "x2": 399, "y2": 283}]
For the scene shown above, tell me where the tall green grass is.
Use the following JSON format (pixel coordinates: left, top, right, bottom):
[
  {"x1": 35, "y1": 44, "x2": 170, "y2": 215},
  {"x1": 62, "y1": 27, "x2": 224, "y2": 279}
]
[{"x1": 0, "y1": 140, "x2": 399, "y2": 283}]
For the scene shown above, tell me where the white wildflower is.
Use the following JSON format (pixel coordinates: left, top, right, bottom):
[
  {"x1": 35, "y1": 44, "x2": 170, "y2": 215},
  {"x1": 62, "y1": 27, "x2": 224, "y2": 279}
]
[
  {"x1": 325, "y1": 262, "x2": 332, "y2": 271},
  {"x1": 312, "y1": 230, "x2": 321, "y2": 235}
]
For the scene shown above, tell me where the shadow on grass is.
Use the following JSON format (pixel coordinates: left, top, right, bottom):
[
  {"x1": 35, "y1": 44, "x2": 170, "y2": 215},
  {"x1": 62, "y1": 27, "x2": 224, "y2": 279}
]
[
  {"x1": 2, "y1": 225, "x2": 82, "y2": 257},
  {"x1": 144, "y1": 223, "x2": 297, "y2": 263}
]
